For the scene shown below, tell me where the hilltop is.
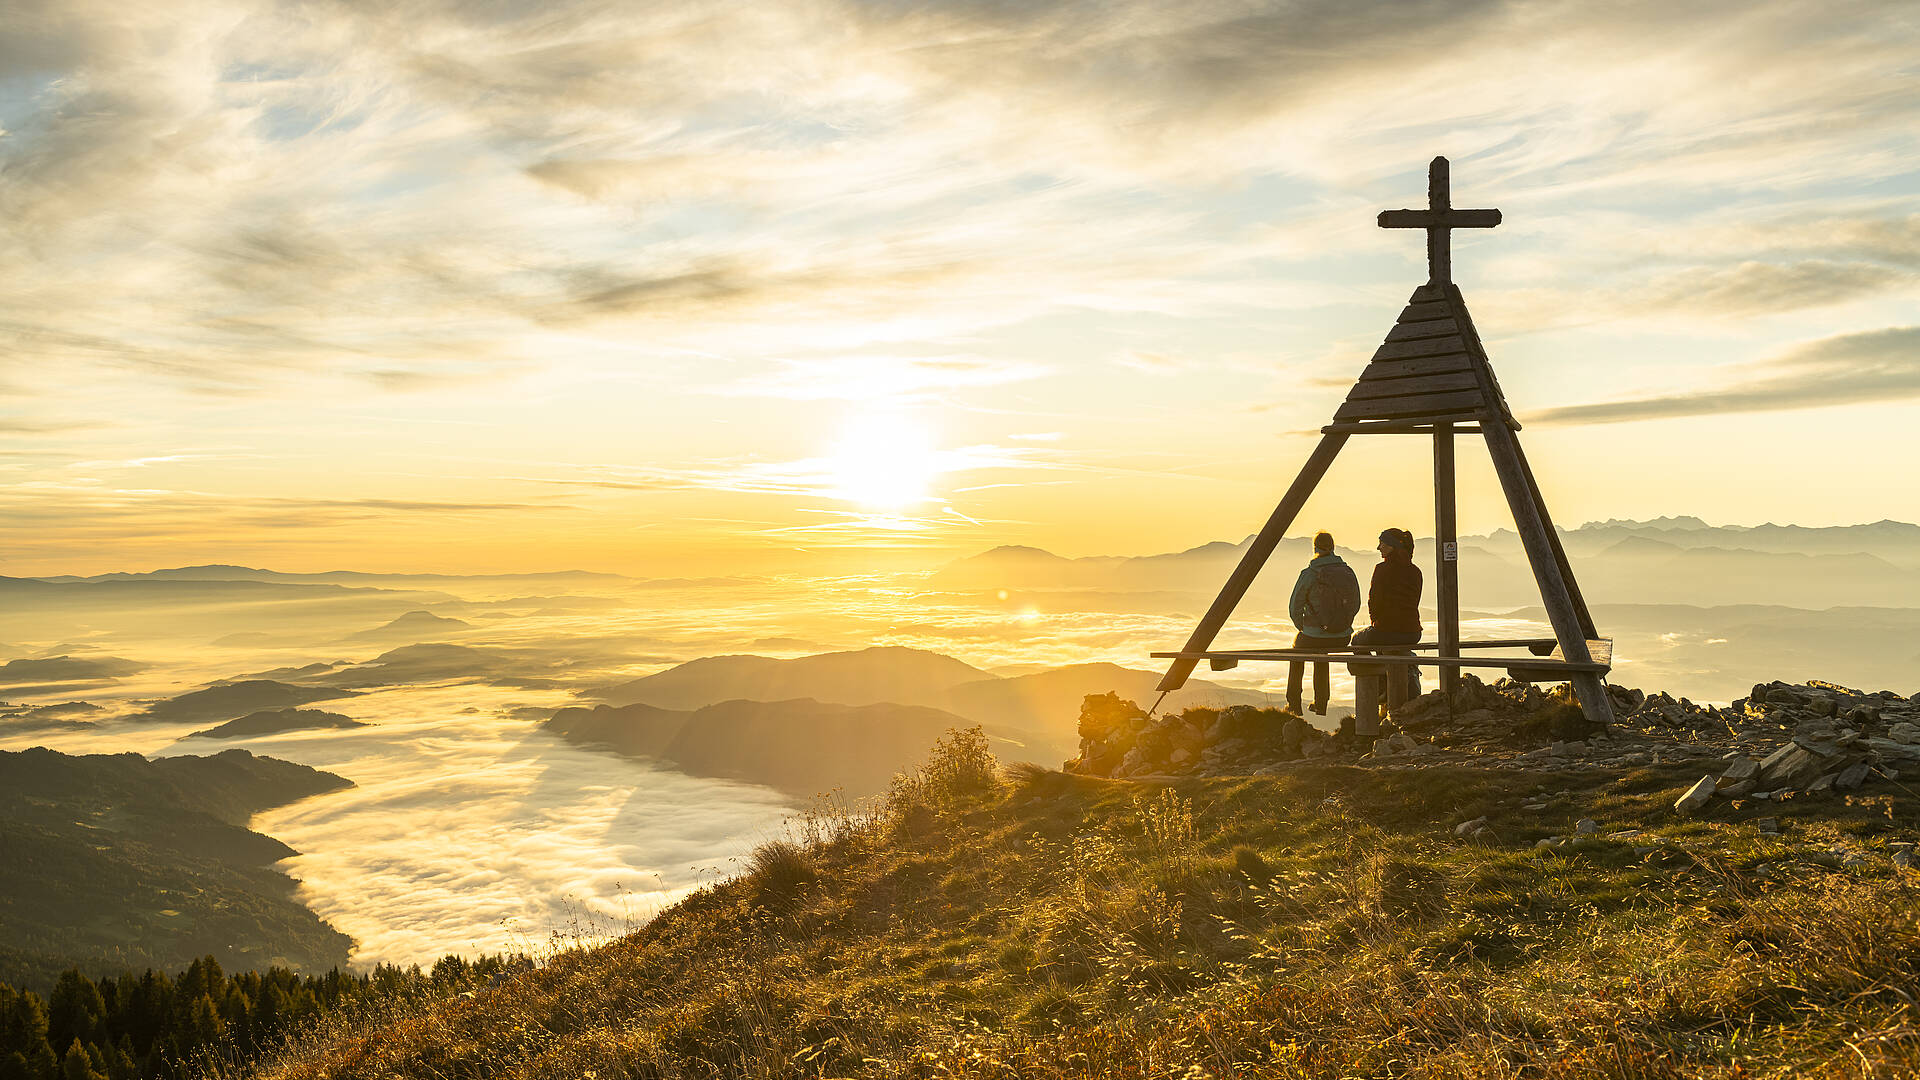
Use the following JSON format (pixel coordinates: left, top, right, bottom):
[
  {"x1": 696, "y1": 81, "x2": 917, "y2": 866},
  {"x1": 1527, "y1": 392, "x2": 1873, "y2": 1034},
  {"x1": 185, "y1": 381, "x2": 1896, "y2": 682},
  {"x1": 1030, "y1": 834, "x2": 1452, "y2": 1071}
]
[{"x1": 248, "y1": 686, "x2": 1920, "y2": 1079}]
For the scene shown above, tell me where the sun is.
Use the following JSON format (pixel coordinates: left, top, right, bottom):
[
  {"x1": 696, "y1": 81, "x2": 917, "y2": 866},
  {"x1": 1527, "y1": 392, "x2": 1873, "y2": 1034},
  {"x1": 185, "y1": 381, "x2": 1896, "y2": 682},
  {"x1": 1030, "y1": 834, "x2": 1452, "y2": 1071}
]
[{"x1": 827, "y1": 414, "x2": 941, "y2": 511}]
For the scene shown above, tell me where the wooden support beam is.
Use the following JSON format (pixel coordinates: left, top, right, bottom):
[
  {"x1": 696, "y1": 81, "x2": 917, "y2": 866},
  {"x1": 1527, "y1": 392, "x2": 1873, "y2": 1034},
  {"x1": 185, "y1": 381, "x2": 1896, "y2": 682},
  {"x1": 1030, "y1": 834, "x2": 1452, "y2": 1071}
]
[
  {"x1": 1320, "y1": 420, "x2": 1485, "y2": 435},
  {"x1": 1511, "y1": 438, "x2": 1597, "y2": 638},
  {"x1": 1434, "y1": 423, "x2": 1460, "y2": 696},
  {"x1": 1155, "y1": 432, "x2": 1348, "y2": 692},
  {"x1": 1479, "y1": 403, "x2": 1618, "y2": 727}
]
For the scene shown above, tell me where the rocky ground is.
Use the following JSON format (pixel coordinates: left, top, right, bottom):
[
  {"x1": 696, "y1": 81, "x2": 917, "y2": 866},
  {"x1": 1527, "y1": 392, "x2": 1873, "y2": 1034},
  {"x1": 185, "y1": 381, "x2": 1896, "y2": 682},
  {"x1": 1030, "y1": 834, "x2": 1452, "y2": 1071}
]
[{"x1": 1068, "y1": 676, "x2": 1920, "y2": 819}]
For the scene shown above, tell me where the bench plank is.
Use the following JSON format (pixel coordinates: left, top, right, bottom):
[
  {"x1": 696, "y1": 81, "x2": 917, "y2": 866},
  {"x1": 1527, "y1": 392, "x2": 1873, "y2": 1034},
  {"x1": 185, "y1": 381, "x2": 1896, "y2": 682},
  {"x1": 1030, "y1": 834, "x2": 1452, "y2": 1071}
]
[{"x1": 1151, "y1": 643, "x2": 1612, "y2": 676}]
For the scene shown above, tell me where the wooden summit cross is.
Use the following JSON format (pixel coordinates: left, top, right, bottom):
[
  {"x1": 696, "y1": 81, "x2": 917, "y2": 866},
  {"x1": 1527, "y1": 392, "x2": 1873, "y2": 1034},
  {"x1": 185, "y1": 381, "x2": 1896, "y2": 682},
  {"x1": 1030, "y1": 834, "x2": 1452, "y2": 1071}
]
[{"x1": 1152, "y1": 156, "x2": 1617, "y2": 732}]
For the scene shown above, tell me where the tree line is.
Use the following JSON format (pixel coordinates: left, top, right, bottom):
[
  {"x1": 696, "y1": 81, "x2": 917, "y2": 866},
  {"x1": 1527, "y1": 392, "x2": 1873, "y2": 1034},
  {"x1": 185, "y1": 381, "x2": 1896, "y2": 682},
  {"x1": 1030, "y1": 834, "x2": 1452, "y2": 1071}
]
[{"x1": 0, "y1": 953, "x2": 527, "y2": 1080}]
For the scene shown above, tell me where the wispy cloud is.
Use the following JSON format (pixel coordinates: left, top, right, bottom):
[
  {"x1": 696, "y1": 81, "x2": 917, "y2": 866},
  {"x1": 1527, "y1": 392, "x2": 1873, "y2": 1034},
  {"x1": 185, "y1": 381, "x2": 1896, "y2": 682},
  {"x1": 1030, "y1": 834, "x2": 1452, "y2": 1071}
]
[{"x1": 1529, "y1": 326, "x2": 1920, "y2": 424}]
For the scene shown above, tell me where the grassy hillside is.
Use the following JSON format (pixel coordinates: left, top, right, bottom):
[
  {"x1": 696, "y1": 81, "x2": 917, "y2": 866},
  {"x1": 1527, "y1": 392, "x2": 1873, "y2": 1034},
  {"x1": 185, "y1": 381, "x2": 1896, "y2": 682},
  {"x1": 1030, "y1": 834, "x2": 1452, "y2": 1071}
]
[
  {"x1": 249, "y1": 731, "x2": 1920, "y2": 1079},
  {"x1": 0, "y1": 748, "x2": 355, "y2": 991}
]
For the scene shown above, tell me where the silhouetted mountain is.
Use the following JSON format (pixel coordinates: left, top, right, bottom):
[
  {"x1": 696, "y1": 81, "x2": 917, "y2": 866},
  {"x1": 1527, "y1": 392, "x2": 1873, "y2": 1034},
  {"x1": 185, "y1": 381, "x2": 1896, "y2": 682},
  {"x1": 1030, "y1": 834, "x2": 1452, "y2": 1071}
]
[
  {"x1": 347, "y1": 610, "x2": 472, "y2": 641},
  {"x1": 545, "y1": 697, "x2": 992, "y2": 797},
  {"x1": 0, "y1": 654, "x2": 142, "y2": 691},
  {"x1": 185, "y1": 708, "x2": 368, "y2": 739},
  {"x1": 0, "y1": 747, "x2": 354, "y2": 987},
  {"x1": 595, "y1": 646, "x2": 992, "y2": 710},
  {"x1": 136, "y1": 680, "x2": 360, "y2": 723},
  {"x1": 0, "y1": 699, "x2": 101, "y2": 732}
]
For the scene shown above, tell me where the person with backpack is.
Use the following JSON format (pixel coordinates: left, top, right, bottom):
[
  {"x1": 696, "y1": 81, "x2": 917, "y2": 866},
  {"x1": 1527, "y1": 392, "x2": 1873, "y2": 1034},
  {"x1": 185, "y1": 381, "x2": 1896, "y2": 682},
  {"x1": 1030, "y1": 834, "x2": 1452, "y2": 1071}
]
[
  {"x1": 1286, "y1": 531, "x2": 1360, "y2": 715},
  {"x1": 1351, "y1": 527, "x2": 1424, "y2": 701}
]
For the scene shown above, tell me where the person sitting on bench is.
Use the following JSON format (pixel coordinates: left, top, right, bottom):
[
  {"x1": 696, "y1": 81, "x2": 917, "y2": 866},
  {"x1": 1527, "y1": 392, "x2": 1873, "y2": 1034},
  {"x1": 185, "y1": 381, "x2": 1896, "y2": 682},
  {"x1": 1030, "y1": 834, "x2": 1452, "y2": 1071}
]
[
  {"x1": 1285, "y1": 531, "x2": 1359, "y2": 716},
  {"x1": 1351, "y1": 527, "x2": 1423, "y2": 701}
]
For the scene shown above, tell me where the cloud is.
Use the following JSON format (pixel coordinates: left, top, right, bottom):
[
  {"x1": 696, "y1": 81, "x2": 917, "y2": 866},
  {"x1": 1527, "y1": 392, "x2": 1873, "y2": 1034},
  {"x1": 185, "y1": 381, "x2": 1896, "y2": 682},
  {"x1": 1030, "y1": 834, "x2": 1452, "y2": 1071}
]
[
  {"x1": 1528, "y1": 326, "x2": 1920, "y2": 425},
  {"x1": 1624, "y1": 260, "x2": 1915, "y2": 317},
  {"x1": 729, "y1": 354, "x2": 1050, "y2": 402},
  {"x1": 1114, "y1": 351, "x2": 1184, "y2": 375}
]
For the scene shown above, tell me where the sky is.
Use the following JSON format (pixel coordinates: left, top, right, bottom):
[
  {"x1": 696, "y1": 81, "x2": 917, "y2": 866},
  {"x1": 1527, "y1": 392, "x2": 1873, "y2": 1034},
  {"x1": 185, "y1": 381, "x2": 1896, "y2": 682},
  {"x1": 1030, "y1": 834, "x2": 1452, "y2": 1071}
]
[{"x1": 4, "y1": 0, "x2": 1919, "y2": 577}]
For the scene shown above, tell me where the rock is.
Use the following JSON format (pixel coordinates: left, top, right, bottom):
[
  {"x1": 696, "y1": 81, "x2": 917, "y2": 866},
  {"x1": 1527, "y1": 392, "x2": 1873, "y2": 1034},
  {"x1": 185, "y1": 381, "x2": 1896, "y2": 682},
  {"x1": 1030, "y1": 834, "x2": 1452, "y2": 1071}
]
[
  {"x1": 1807, "y1": 773, "x2": 1837, "y2": 795},
  {"x1": 1168, "y1": 747, "x2": 1193, "y2": 768},
  {"x1": 1755, "y1": 817, "x2": 1779, "y2": 835},
  {"x1": 1756, "y1": 744, "x2": 1827, "y2": 788},
  {"x1": 1674, "y1": 775, "x2": 1716, "y2": 815},
  {"x1": 1767, "y1": 687, "x2": 1806, "y2": 706},
  {"x1": 1846, "y1": 704, "x2": 1879, "y2": 725},
  {"x1": 1470, "y1": 826, "x2": 1496, "y2": 843},
  {"x1": 1551, "y1": 740, "x2": 1587, "y2": 757},
  {"x1": 1834, "y1": 762, "x2": 1871, "y2": 790},
  {"x1": 1535, "y1": 837, "x2": 1565, "y2": 851},
  {"x1": 1889, "y1": 722, "x2": 1920, "y2": 745},
  {"x1": 1808, "y1": 696, "x2": 1837, "y2": 717},
  {"x1": 1574, "y1": 818, "x2": 1598, "y2": 835},
  {"x1": 1865, "y1": 738, "x2": 1920, "y2": 760},
  {"x1": 1454, "y1": 816, "x2": 1490, "y2": 837},
  {"x1": 1720, "y1": 758, "x2": 1759, "y2": 784},
  {"x1": 1719, "y1": 779, "x2": 1755, "y2": 798}
]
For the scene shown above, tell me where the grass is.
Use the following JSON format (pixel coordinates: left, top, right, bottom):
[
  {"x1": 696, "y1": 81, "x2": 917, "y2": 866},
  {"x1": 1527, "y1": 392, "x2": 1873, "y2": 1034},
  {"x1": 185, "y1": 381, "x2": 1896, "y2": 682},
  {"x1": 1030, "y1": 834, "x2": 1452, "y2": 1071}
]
[{"x1": 245, "y1": 734, "x2": 1920, "y2": 1079}]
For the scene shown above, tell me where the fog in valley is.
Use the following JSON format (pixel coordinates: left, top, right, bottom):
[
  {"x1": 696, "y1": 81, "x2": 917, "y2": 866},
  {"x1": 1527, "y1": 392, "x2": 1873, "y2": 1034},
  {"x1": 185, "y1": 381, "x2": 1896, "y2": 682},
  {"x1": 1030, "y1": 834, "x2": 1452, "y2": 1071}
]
[{"x1": 4, "y1": 517, "x2": 1918, "y2": 971}]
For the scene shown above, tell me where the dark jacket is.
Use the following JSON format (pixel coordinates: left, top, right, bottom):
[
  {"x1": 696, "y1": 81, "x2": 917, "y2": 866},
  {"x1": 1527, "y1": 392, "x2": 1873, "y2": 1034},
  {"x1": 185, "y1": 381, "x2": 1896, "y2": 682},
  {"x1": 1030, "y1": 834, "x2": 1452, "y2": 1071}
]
[
  {"x1": 1367, "y1": 553, "x2": 1422, "y2": 633},
  {"x1": 1289, "y1": 553, "x2": 1357, "y2": 638}
]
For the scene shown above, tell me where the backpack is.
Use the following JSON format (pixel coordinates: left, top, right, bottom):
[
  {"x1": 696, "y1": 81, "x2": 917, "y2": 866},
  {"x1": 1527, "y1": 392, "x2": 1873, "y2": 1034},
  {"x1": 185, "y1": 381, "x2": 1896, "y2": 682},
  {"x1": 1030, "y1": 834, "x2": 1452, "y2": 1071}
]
[{"x1": 1308, "y1": 560, "x2": 1361, "y2": 632}]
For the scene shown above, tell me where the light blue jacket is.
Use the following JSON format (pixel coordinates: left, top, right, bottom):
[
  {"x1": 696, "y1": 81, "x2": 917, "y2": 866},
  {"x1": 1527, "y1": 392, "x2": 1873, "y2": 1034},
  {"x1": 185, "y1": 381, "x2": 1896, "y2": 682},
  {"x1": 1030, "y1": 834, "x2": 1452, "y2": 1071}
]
[{"x1": 1290, "y1": 553, "x2": 1355, "y2": 638}]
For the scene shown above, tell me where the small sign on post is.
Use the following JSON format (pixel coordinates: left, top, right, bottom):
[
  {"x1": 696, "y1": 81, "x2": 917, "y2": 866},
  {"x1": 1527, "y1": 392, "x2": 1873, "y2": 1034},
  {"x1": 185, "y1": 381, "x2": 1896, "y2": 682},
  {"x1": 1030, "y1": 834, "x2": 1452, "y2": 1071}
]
[{"x1": 1443, "y1": 540, "x2": 1458, "y2": 562}]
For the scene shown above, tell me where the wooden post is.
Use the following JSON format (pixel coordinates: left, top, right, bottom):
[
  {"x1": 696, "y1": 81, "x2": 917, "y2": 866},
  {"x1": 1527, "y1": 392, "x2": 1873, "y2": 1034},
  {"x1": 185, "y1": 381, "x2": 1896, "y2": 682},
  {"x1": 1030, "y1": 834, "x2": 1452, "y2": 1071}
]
[
  {"x1": 1354, "y1": 675, "x2": 1380, "y2": 738},
  {"x1": 1156, "y1": 432, "x2": 1349, "y2": 693},
  {"x1": 1480, "y1": 419, "x2": 1618, "y2": 728},
  {"x1": 1433, "y1": 422, "x2": 1460, "y2": 696}
]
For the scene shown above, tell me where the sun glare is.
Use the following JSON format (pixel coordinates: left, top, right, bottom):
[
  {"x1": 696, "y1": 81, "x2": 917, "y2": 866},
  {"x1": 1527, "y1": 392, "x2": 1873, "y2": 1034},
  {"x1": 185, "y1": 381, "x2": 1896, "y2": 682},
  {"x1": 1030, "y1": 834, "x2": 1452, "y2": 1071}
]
[{"x1": 828, "y1": 414, "x2": 942, "y2": 511}]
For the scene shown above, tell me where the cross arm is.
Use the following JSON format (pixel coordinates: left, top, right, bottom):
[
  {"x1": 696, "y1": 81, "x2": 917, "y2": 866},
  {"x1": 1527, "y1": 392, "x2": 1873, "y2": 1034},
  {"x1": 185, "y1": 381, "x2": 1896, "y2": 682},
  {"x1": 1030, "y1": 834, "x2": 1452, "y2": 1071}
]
[{"x1": 1377, "y1": 208, "x2": 1502, "y2": 229}]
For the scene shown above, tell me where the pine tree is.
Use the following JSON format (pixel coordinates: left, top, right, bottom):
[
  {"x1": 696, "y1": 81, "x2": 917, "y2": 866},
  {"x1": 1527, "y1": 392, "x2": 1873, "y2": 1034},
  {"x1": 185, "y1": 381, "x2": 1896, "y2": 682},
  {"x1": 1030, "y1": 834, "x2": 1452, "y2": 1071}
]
[
  {"x1": 47, "y1": 973, "x2": 104, "y2": 1053},
  {"x1": 59, "y1": 1040, "x2": 104, "y2": 1080}
]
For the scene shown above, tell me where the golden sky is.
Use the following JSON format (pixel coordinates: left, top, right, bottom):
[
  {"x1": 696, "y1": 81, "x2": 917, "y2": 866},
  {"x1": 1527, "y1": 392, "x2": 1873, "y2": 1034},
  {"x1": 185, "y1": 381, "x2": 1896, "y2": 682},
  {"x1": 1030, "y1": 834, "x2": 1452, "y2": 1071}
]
[{"x1": 4, "y1": 0, "x2": 1919, "y2": 576}]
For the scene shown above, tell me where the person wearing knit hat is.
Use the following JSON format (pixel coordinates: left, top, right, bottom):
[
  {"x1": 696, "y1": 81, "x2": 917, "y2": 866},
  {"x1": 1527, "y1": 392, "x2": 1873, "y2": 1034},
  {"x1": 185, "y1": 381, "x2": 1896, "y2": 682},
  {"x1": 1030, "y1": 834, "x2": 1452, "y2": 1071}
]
[{"x1": 1351, "y1": 527, "x2": 1424, "y2": 700}]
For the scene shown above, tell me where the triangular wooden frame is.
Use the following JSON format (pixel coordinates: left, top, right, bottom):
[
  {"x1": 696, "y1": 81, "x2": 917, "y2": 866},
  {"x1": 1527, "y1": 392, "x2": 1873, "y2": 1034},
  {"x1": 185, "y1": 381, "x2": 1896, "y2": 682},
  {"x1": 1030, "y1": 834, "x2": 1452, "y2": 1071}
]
[{"x1": 1153, "y1": 158, "x2": 1617, "y2": 729}]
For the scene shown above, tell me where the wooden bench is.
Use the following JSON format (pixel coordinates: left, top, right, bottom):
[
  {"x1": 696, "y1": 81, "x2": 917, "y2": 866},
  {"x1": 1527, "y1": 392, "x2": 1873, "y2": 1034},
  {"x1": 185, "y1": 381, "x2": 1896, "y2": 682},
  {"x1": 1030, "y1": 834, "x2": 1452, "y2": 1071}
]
[{"x1": 1150, "y1": 638, "x2": 1614, "y2": 736}]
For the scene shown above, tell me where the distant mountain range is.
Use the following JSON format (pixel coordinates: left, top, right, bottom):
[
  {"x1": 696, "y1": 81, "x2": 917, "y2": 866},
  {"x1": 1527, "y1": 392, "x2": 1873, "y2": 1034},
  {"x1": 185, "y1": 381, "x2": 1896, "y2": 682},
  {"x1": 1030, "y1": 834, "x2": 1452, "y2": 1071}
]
[
  {"x1": 932, "y1": 518, "x2": 1920, "y2": 610},
  {"x1": 0, "y1": 747, "x2": 354, "y2": 989},
  {"x1": 587, "y1": 646, "x2": 1271, "y2": 764},
  {"x1": 30, "y1": 564, "x2": 628, "y2": 586}
]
